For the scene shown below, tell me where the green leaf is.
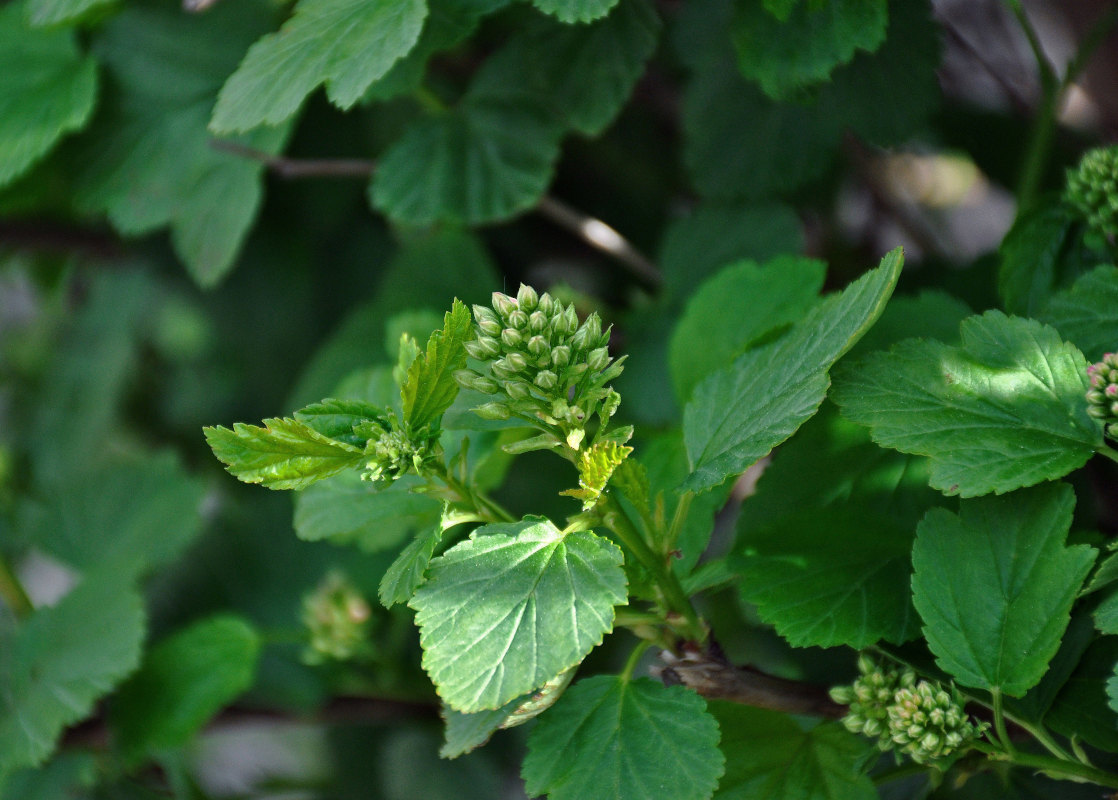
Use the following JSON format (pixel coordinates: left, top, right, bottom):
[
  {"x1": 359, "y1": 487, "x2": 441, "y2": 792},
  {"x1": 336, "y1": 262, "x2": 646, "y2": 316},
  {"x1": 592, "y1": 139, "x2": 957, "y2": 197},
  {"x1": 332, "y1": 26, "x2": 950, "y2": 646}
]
[
  {"x1": 730, "y1": 0, "x2": 887, "y2": 100},
  {"x1": 683, "y1": 247, "x2": 903, "y2": 493},
  {"x1": 111, "y1": 616, "x2": 260, "y2": 760},
  {"x1": 831, "y1": 311, "x2": 1103, "y2": 497},
  {"x1": 738, "y1": 507, "x2": 918, "y2": 649},
  {"x1": 73, "y1": 4, "x2": 289, "y2": 286},
  {"x1": 294, "y1": 471, "x2": 441, "y2": 551},
  {"x1": 410, "y1": 517, "x2": 626, "y2": 712},
  {"x1": 709, "y1": 702, "x2": 877, "y2": 800},
  {"x1": 1040, "y1": 264, "x2": 1118, "y2": 363},
  {"x1": 403, "y1": 299, "x2": 473, "y2": 430},
  {"x1": 1095, "y1": 589, "x2": 1118, "y2": 634},
  {"x1": 846, "y1": 290, "x2": 972, "y2": 359},
  {"x1": 0, "y1": 3, "x2": 97, "y2": 188},
  {"x1": 440, "y1": 698, "x2": 520, "y2": 758},
  {"x1": 669, "y1": 256, "x2": 825, "y2": 403},
  {"x1": 522, "y1": 676, "x2": 724, "y2": 800},
  {"x1": 1109, "y1": 661, "x2": 1118, "y2": 718},
  {"x1": 370, "y1": 96, "x2": 561, "y2": 225},
  {"x1": 204, "y1": 417, "x2": 365, "y2": 490},
  {"x1": 470, "y1": 0, "x2": 660, "y2": 136},
  {"x1": 20, "y1": 452, "x2": 205, "y2": 582},
  {"x1": 998, "y1": 202, "x2": 1078, "y2": 316},
  {"x1": 211, "y1": 0, "x2": 426, "y2": 132},
  {"x1": 379, "y1": 525, "x2": 444, "y2": 608},
  {"x1": 294, "y1": 398, "x2": 387, "y2": 448},
  {"x1": 0, "y1": 575, "x2": 145, "y2": 774},
  {"x1": 0, "y1": 753, "x2": 97, "y2": 800},
  {"x1": 763, "y1": 0, "x2": 799, "y2": 21},
  {"x1": 1047, "y1": 637, "x2": 1118, "y2": 752},
  {"x1": 25, "y1": 0, "x2": 106, "y2": 26},
  {"x1": 911, "y1": 483, "x2": 1096, "y2": 696},
  {"x1": 531, "y1": 0, "x2": 618, "y2": 24}
]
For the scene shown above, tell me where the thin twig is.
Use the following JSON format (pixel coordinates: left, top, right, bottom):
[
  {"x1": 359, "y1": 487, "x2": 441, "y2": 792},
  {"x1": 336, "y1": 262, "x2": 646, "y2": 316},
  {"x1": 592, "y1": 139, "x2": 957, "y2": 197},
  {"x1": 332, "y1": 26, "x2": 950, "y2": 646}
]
[{"x1": 209, "y1": 139, "x2": 375, "y2": 179}]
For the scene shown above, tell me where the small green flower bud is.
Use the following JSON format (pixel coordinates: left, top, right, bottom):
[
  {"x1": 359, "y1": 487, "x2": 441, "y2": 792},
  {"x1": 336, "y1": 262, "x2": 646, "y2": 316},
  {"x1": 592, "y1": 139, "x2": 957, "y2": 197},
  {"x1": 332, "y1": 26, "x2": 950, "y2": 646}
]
[
  {"x1": 491, "y1": 359, "x2": 515, "y2": 379},
  {"x1": 597, "y1": 325, "x2": 613, "y2": 350},
  {"x1": 501, "y1": 328, "x2": 523, "y2": 348},
  {"x1": 559, "y1": 305, "x2": 579, "y2": 335},
  {"x1": 1066, "y1": 145, "x2": 1118, "y2": 242},
  {"x1": 567, "y1": 363, "x2": 588, "y2": 382},
  {"x1": 505, "y1": 352, "x2": 528, "y2": 372},
  {"x1": 550, "y1": 345, "x2": 571, "y2": 368},
  {"x1": 529, "y1": 310, "x2": 549, "y2": 333},
  {"x1": 505, "y1": 380, "x2": 533, "y2": 400},
  {"x1": 1086, "y1": 353, "x2": 1118, "y2": 437},
  {"x1": 517, "y1": 284, "x2": 539, "y2": 311},
  {"x1": 466, "y1": 336, "x2": 501, "y2": 360},
  {"x1": 474, "y1": 402, "x2": 511, "y2": 420},
  {"x1": 454, "y1": 370, "x2": 499, "y2": 394},
  {"x1": 535, "y1": 370, "x2": 558, "y2": 390},
  {"x1": 492, "y1": 292, "x2": 517, "y2": 319},
  {"x1": 527, "y1": 335, "x2": 549, "y2": 357},
  {"x1": 473, "y1": 304, "x2": 501, "y2": 329},
  {"x1": 301, "y1": 571, "x2": 372, "y2": 664},
  {"x1": 570, "y1": 324, "x2": 593, "y2": 352},
  {"x1": 508, "y1": 309, "x2": 529, "y2": 330},
  {"x1": 477, "y1": 317, "x2": 501, "y2": 337},
  {"x1": 587, "y1": 346, "x2": 610, "y2": 372}
]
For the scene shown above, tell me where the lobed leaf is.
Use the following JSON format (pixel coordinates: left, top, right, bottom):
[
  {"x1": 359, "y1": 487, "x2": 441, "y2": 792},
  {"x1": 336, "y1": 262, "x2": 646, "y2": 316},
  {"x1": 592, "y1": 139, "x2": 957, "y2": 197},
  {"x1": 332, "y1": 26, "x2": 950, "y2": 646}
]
[
  {"x1": 911, "y1": 483, "x2": 1096, "y2": 696},
  {"x1": 1040, "y1": 264, "x2": 1118, "y2": 363},
  {"x1": 294, "y1": 398, "x2": 387, "y2": 448},
  {"x1": 204, "y1": 417, "x2": 364, "y2": 490},
  {"x1": 410, "y1": 517, "x2": 626, "y2": 712},
  {"x1": 522, "y1": 676, "x2": 724, "y2": 800},
  {"x1": 831, "y1": 311, "x2": 1102, "y2": 497},
  {"x1": 379, "y1": 526, "x2": 444, "y2": 608},
  {"x1": 682, "y1": 247, "x2": 903, "y2": 493},
  {"x1": 403, "y1": 299, "x2": 473, "y2": 430}
]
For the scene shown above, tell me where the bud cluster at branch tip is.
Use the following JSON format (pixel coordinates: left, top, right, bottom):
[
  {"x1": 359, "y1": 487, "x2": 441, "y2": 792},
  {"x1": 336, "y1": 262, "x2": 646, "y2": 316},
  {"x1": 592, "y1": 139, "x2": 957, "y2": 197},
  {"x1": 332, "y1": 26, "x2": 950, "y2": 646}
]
[
  {"x1": 455, "y1": 285, "x2": 627, "y2": 450},
  {"x1": 301, "y1": 571, "x2": 373, "y2": 665},
  {"x1": 829, "y1": 654, "x2": 985, "y2": 765},
  {"x1": 1087, "y1": 352, "x2": 1118, "y2": 439},
  {"x1": 1065, "y1": 145, "x2": 1118, "y2": 248},
  {"x1": 353, "y1": 416, "x2": 439, "y2": 484}
]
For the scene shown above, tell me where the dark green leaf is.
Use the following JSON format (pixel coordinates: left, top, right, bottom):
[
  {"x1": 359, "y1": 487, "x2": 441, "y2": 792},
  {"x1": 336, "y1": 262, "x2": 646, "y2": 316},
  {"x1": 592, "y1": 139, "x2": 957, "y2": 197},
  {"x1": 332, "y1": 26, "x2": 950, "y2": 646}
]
[
  {"x1": 410, "y1": 517, "x2": 626, "y2": 712},
  {"x1": 738, "y1": 507, "x2": 918, "y2": 649},
  {"x1": 211, "y1": 0, "x2": 426, "y2": 131},
  {"x1": 531, "y1": 0, "x2": 618, "y2": 24},
  {"x1": 670, "y1": 257, "x2": 825, "y2": 403},
  {"x1": 112, "y1": 616, "x2": 260, "y2": 760},
  {"x1": 379, "y1": 526, "x2": 444, "y2": 608},
  {"x1": 831, "y1": 312, "x2": 1102, "y2": 497},
  {"x1": 683, "y1": 248, "x2": 903, "y2": 492},
  {"x1": 730, "y1": 0, "x2": 887, "y2": 99},
  {"x1": 1040, "y1": 264, "x2": 1118, "y2": 363},
  {"x1": 295, "y1": 398, "x2": 387, "y2": 448},
  {"x1": 1095, "y1": 589, "x2": 1118, "y2": 634},
  {"x1": 1047, "y1": 637, "x2": 1118, "y2": 752},
  {"x1": 1109, "y1": 662, "x2": 1118, "y2": 718},
  {"x1": 0, "y1": 3, "x2": 97, "y2": 187},
  {"x1": 0, "y1": 753, "x2": 96, "y2": 800},
  {"x1": 911, "y1": 483, "x2": 1096, "y2": 696},
  {"x1": 403, "y1": 299, "x2": 473, "y2": 430},
  {"x1": 204, "y1": 417, "x2": 365, "y2": 490},
  {"x1": 440, "y1": 698, "x2": 519, "y2": 758},
  {"x1": 522, "y1": 676, "x2": 724, "y2": 800},
  {"x1": 0, "y1": 575, "x2": 145, "y2": 774},
  {"x1": 709, "y1": 701, "x2": 877, "y2": 800},
  {"x1": 998, "y1": 202, "x2": 1076, "y2": 316}
]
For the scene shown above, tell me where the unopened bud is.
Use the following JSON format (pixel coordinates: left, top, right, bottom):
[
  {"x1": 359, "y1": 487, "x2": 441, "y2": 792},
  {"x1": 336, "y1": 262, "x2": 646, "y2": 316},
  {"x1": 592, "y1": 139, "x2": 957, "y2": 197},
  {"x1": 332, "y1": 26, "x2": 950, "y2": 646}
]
[
  {"x1": 517, "y1": 284, "x2": 539, "y2": 311},
  {"x1": 550, "y1": 345, "x2": 571, "y2": 368},
  {"x1": 508, "y1": 310, "x2": 529, "y2": 330},
  {"x1": 473, "y1": 304, "x2": 501, "y2": 328},
  {"x1": 505, "y1": 380, "x2": 533, "y2": 400},
  {"x1": 492, "y1": 292, "x2": 517, "y2": 319},
  {"x1": 467, "y1": 336, "x2": 501, "y2": 360},
  {"x1": 505, "y1": 352, "x2": 528, "y2": 372},
  {"x1": 587, "y1": 346, "x2": 610, "y2": 372},
  {"x1": 535, "y1": 370, "x2": 558, "y2": 390},
  {"x1": 527, "y1": 335, "x2": 549, "y2": 357},
  {"x1": 529, "y1": 310, "x2": 549, "y2": 333},
  {"x1": 474, "y1": 402, "x2": 511, "y2": 420},
  {"x1": 502, "y1": 328, "x2": 523, "y2": 348},
  {"x1": 537, "y1": 293, "x2": 556, "y2": 315}
]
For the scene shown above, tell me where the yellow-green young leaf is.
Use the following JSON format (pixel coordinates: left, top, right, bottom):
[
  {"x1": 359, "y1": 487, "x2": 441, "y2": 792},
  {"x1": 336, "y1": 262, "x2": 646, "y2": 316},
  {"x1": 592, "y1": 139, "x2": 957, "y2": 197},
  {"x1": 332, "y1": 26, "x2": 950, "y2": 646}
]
[
  {"x1": 531, "y1": 0, "x2": 618, "y2": 24},
  {"x1": 409, "y1": 517, "x2": 626, "y2": 712},
  {"x1": 709, "y1": 702, "x2": 877, "y2": 800},
  {"x1": 731, "y1": 0, "x2": 888, "y2": 100},
  {"x1": 911, "y1": 483, "x2": 1096, "y2": 696},
  {"x1": 0, "y1": 575, "x2": 145, "y2": 775},
  {"x1": 111, "y1": 616, "x2": 260, "y2": 761},
  {"x1": 831, "y1": 311, "x2": 1102, "y2": 497},
  {"x1": 210, "y1": 0, "x2": 426, "y2": 132},
  {"x1": 403, "y1": 299, "x2": 472, "y2": 430},
  {"x1": 523, "y1": 676, "x2": 724, "y2": 800},
  {"x1": 682, "y1": 247, "x2": 903, "y2": 493},
  {"x1": 1040, "y1": 264, "x2": 1118, "y2": 363},
  {"x1": 0, "y1": 3, "x2": 97, "y2": 188},
  {"x1": 204, "y1": 417, "x2": 364, "y2": 490},
  {"x1": 561, "y1": 440, "x2": 633, "y2": 510}
]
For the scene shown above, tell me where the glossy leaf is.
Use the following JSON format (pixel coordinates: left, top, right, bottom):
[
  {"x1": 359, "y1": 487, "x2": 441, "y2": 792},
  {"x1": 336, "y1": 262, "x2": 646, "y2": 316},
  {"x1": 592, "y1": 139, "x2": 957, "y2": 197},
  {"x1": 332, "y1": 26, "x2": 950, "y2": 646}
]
[
  {"x1": 683, "y1": 247, "x2": 903, "y2": 493},
  {"x1": 831, "y1": 311, "x2": 1102, "y2": 497},
  {"x1": 204, "y1": 416, "x2": 365, "y2": 490},
  {"x1": 522, "y1": 676, "x2": 724, "y2": 800},
  {"x1": 403, "y1": 299, "x2": 472, "y2": 430},
  {"x1": 410, "y1": 517, "x2": 626, "y2": 712},
  {"x1": 911, "y1": 483, "x2": 1096, "y2": 696},
  {"x1": 1040, "y1": 264, "x2": 1118, "y2": 363}
]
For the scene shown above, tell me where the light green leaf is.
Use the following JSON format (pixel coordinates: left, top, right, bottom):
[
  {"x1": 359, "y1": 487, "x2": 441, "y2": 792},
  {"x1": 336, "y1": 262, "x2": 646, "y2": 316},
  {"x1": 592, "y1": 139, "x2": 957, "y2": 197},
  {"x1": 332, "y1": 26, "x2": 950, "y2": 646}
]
[
  {"x1": 911, "y1": 483, "x2": 1096, "y2": 696},
  {"x1": 0, "y1": 575, "x2": 145, "y2": 774},
  {"x1": 20, "y1": 452, "x2": 205, "y2": 582},
  {"x1": 522, "y1": 676, "x2": 724, "y2": 800},
  {"x1": 404, "y1": 299, "x2": 473, "y2": 430},
  {"x1": 731, "y1": 0, "x2": 888, "y2": 99},
  {"x1": 470, "y1": 0, "x2": 660, "y2": 136},
  {"x1": 1095, "y1": 589, "x2": 1118, "y2": 634},
  {"x1": 204, "y1": 417, "x2": 364, "y2": 490},
  {"x1": 440, "y1": 698, "x2": 520, "y2": 758},
  {"x1": 683, "y1": 247, "x2": 903, "y2": 493},
  {"x1": 73, "y1": 4, "x2": 289, "y2": 286},
  {"x1": 111, "y1": 616, "x2": 260, "y2": 760},
  {"x1": 1040, "y1": 264, "x2": 1118, "y2": 363},
  {"x1": 0, "y1": 3, "x2": 97, "y2": 188},
  {"x1": 709, "y1": 702, "x2": 877, "y2": 800},
  {"x1": 1047, "y1": 637, "x2": 1118, "y2": 752},
  {"x1": 738, "y1": 507, "x2": 918, "y2": 649},
  {"x1": 531, "y1": 0, "x2": 618, "y2": 24},
  {"x1": 669, "y1": 256, "x2": 825, "y2": 403},
  {"x1": 379, "y1": 525, "x2": 444, "y2": 608},
  {"x1": 370, "y1": 96, "x2": 562, "y2": 225},
  {"x1": 410, "y1": 517, "x2": 626, "y2": 712},
  {"x1": 831, "y1": 311, "x2": 1103, "y2": 497},
  {"x1": 294, "y1": 398, "x2": 387, "y2": 448},
  {"x1": 294, "y1": 471, "x2": 440, "y2": 551},
  {"x1": 211, "y1": 0, "x2": 426, "y2": 132}
]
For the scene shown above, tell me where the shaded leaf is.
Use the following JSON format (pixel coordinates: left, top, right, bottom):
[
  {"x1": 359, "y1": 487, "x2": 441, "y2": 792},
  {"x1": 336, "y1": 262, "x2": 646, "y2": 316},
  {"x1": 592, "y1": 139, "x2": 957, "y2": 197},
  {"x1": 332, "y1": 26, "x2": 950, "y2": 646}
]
[
  {"x1": 1047, "y1": 637, "x2": 1118, "y2": 752},
  {"x1": 379, "y1": 525, "x2": 444, "y2": 608},
  {"x1": 1040, "y1": 264, "x2": 1118, "y2": 363},
  {"x1": 531, "y1": 0, "x2": 618, "y2": 24}
]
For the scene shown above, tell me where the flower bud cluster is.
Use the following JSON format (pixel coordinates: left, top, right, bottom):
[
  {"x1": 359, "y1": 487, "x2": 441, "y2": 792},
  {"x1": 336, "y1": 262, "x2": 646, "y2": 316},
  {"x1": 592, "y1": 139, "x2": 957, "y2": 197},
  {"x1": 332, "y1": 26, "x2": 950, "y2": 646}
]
[
  {"x1": 1065, "y1": 146, "x2": 1118, "y2": 246},
  {"x1": 302, "y1": 571, "x2": 372, "y2": 664},
  {"x1": 455, "y1": 285, "x2": 625, "y2": 448},
  {"x1": 1087, "y1": 352, "x2": 1118, "y2": 435},
  {"x1": 355, "y1": 417, "x2": 438, "y2": 483},
  {"x1": 830, "y1": 655, "x2": 984, "y2": 765}
]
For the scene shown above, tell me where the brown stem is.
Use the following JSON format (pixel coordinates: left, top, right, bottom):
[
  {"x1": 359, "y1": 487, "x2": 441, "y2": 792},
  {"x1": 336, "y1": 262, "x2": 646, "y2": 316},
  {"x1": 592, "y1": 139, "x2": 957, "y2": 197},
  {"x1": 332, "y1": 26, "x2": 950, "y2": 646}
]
[{"x1": 655, "y1": 645, "x2": 846, "y2": 718}]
